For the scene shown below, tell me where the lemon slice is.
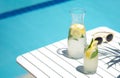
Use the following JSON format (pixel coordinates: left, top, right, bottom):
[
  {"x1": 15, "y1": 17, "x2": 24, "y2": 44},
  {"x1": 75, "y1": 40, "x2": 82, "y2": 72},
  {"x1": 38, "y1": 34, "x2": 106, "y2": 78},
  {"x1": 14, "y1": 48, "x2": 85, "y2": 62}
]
[
  {"x1": 85, "y1": 48, "x2": 93, "y2": 58},
  {"x1": 69, "y1": 24, "x2": 85, "y2": 39},
  {"x1": 85, "y1": 39, "x2": 98, "y2": 59}
]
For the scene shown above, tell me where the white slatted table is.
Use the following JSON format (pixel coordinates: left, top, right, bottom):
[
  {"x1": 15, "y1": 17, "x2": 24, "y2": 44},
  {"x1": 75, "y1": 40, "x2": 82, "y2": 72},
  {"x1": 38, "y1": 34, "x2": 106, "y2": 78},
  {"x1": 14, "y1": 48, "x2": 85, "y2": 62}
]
[{"x1": 16, "y1": 27, "x2": 120, "y2": 78}]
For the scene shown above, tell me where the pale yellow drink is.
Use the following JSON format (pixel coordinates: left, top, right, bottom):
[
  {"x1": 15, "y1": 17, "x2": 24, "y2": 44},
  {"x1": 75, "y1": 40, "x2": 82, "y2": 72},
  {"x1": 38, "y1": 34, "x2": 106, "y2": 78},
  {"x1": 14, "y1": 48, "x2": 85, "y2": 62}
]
[
  {"x1": 68, "y1": 24, "x2": 86, "y2": 59},
  {"x1": 68, "y1": 8, "x2": 86, "y2": 59},
  {"x1": 84, "y1": 39, "x2": 98, "y2": 74}
]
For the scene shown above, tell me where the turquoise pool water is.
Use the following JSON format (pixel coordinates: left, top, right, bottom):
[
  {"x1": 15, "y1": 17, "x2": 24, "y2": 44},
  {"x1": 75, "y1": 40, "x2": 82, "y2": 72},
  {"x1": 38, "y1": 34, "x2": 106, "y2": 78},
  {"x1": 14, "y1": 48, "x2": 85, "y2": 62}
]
[{"x1": 0, "y1": 0, "x2": 120, "y2": 78}]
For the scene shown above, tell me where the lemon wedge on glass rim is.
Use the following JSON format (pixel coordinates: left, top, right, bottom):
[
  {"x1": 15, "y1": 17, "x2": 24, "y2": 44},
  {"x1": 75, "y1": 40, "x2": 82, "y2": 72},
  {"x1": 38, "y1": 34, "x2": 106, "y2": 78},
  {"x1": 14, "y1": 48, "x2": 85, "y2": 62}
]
[{"x1": 85, "y1": 39, "x2": 98, "y2": 59}]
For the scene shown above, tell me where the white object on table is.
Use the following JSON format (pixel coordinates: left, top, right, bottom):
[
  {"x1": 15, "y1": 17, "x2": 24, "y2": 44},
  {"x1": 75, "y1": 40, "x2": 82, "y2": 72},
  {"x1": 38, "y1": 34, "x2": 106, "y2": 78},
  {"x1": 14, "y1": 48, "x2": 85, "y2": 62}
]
[{"x1": 17, "y1": 27, "x2": 120, "y2": 78}]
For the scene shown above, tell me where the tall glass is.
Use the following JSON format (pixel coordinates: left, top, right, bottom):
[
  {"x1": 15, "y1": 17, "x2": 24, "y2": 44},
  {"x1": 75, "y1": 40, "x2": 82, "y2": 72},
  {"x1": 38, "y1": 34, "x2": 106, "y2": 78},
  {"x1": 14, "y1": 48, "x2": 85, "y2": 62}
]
[
  {"x1": 84, "y1": 39, "x2": 98, "y2": 74},
  {"x1": 68, "y1": 8, "x2": 86, "y2": 59}
]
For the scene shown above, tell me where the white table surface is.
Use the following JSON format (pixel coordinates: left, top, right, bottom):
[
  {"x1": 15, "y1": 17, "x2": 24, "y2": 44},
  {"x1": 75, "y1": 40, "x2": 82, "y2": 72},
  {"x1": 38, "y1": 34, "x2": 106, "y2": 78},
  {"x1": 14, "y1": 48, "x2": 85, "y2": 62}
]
[{"x1": 16, "y1": 27, "x2": 120, "y2": 78}]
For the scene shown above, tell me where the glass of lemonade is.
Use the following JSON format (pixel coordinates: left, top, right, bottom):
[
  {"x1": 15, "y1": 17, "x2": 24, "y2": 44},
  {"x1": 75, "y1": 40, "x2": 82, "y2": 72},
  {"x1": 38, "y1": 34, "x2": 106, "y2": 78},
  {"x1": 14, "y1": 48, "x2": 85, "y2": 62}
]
[
  {"x1": 84, "y1": 39, "x2": 98, "y2": 74},
  {"x1": 68, "y1": 8, "x2": 86, "y2": 59}
]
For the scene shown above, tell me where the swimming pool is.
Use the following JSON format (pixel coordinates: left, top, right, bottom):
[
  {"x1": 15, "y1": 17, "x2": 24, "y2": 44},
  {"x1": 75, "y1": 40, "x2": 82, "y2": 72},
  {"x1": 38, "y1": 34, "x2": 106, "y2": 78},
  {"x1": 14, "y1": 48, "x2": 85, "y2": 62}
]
[{"x1": 0, "y1": 0, "x2": 120, "y2": 78}]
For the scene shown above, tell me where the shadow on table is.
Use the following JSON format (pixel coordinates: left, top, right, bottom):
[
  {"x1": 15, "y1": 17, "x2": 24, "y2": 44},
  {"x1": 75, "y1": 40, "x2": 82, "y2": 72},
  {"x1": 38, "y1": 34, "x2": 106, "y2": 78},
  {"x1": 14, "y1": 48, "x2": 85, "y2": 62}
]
[
  {"x1": 57, "y1": 48, "x2": 83, "y2": 59},
  {"x1": 76, "y1": 66, "x2": 84, "y2": 74},
  {"x1": 106, "y1": 48, "x2": 120, "y2": 78},
  {"x1": 57, "y1": 48, "x2": 85, "y2": 74},
  {"x1": 0, "y1": 0, "x2": 69, "y2": 20},
  {"x1": 100, "y1": 42, "x2": 120, "y2": 68},
  {"x1": 57, "y1": 42, "x2": 120, "y2": 77},
  {"x1": 117, "y1": 75, "x2": 120, "y2": 78},
  {"x1": 57, "y1": 48, "x2": 70, "y2": 58},
  {"x1": 57, "y1": 48, "x2": 68, "y2": 56},
  {"x1": 99, "y1": 42, "x2": 120, "y2": 78}
]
